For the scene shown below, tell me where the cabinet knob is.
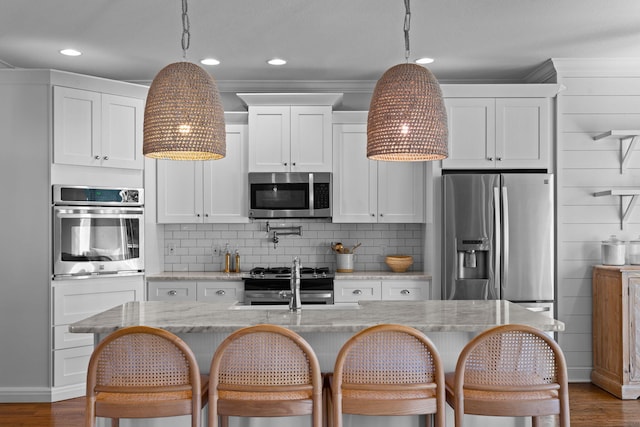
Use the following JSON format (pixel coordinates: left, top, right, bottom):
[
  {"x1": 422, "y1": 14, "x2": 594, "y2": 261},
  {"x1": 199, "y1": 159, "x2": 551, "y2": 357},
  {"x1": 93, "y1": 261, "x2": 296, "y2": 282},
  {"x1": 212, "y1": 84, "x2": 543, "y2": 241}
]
[
  {"x1": 283, "y1": 162, "x2": 288, "y2": 166},
  {"x1": 352, "y1": 289, "x2": 363, "y2": 295},
  {"x1": 168, "y1": 290, "x2": 177, "y2": 296},
  {"x1": 400, "y1": 289, "x2": 410, "y2": 295},
  {"x1": 496, "y1": 157, "x2": 502, "y2": 161},
  {"x1": 196, "y1": 213, "x2": 201, "y2": 217},
  {"x1": 380, "y1": 213, "x2": 384, "y2": 217},
  {"x1": 95, "y1": 155, "x2": 101, "y2": 160},
  {"x1": 204, "y1": 213, "x2": 209, "y2": 217},
  {"x1": 487, "y1": 157, "x2": 493, "y2": 161},
  {"x1": 216, "y1": 289, "x2": 226, "y2": 296},
  {"x1": 292, "y1": 162, "x2": 296, "y2": 166},
  {"x1": 103, "y1": 156, "x2": 109, "y2": 160},
  {"x1": 371, "y1": 213, "x2": 375, "y2": 217}
]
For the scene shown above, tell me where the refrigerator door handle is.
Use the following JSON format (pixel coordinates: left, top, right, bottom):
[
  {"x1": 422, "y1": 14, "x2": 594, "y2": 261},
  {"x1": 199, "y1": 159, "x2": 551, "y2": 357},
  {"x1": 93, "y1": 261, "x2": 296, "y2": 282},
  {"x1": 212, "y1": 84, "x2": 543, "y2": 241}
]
[
  {"x1": 493, "y1": 186, "x2": 501, "y2": 295},
  {"x1": 502, "y1": 185, "x2": 509, "y2": 294}
]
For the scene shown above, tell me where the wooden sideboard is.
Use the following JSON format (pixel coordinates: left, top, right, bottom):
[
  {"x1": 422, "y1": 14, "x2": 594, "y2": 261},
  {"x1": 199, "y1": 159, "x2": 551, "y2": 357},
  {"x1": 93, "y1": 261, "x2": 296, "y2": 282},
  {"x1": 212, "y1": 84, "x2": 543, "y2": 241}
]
[{"x1": 592, "y1": 265, "x2": 640, "y2": 399}]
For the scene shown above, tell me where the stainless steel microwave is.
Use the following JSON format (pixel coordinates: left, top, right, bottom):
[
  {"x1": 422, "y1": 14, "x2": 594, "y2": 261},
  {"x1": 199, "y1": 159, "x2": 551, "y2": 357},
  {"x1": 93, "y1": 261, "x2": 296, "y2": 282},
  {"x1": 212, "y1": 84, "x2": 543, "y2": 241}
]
[{"x1": 248, "y1": 172, "x2": 332, "y2": 218}]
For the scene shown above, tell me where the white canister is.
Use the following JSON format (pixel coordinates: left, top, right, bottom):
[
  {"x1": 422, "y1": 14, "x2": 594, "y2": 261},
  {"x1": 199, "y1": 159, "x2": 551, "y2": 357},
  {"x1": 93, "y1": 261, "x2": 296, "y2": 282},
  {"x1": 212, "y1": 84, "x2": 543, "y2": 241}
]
[
  {"x1": 629, "y1": 237, "x2": 640, "y2": 265},
  {"x1": 601, "y1": 235, "x2": 626, "y2": 266}
]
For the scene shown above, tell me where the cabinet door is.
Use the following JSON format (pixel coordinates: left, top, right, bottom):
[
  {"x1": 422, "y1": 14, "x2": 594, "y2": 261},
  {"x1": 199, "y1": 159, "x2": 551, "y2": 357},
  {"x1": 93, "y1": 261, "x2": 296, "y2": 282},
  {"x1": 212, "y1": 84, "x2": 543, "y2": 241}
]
[
  {"x1": 203, "y1": 124, "x2": 249, "y2": 223},
  {"x1": 290, "y1": 106, "x2": 332, "y2": 172},
  {"x1": 157, "y1": 160, "x2": 204, "y2": 223},
  {"x1": 147, "y1": 281, "x2": 197, "y2": 301},
  {"x1": 495, "y1": 98, "x2": 549, "y2": 169},
  {"x1": 441, "y1": 98, "x2": 496, "y2": 169},
  {"x1": 197, "y1": 281, "x2": 244, "y2": 303},
  {"x1": 381, "y1": 280, "x2": 429, "y2": 301},
  {"x1": 53, "y1": 86, "x2": 102, "y2": 167},
  {"x1": 248, "y1": 106, "x2": 290, "y2": 172},
  {"x1": 332, "y1": 124, "x2": 377, "y2": 223},
  {"x1": 629, "y1": 277, "x2": 640, "y2": 383},
  {"x1": 378, "y1": 161, "x2": 425, "y2": 223},
  {"x1": 334, "y1": 280, "x2": 381, "y2": 303},
  {"x1": 101, "y1": 94, "x2": 144, "y2": 170}
]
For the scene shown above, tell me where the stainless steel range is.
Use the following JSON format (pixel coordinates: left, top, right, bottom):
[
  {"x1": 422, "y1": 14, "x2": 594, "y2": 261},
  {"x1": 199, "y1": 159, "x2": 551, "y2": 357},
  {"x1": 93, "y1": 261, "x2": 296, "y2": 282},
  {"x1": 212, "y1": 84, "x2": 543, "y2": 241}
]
[{"x1": 243, "y1": 265, "x2": 334, "y2": 305}]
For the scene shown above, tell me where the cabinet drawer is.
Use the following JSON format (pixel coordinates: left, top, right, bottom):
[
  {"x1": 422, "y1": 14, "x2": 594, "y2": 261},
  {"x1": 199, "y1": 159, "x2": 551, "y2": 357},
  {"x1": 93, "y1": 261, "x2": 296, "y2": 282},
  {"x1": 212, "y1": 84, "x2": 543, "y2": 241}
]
[
  {"x1": 334, "y1": 280, "x2": 381, "y2": 303},
  {"x1": 53, "y1": 346, "x2": 93, "y2": 387},
  {"x1": 53, "y1": 325, "x2": 94, "y2": 350},
  {"x1": 382, "y1": 280, "x2": 429, "y2": 301},
  {"x1": 53, "y1": 276, "x2": 143, "y2": 325},
  {"x1": 197, "y1": 281, "x2": 244, "y2": 302},
  {"x1": 147, "y1": 281, "x2": 197, "y2": 301}
]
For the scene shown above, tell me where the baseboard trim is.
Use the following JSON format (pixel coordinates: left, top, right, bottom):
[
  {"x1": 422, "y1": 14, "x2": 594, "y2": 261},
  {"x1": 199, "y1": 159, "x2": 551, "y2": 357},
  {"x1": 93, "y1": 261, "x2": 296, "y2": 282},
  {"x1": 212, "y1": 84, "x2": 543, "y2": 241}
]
[{"x1": 0, "y1": 387, "x2": 51, "y2": 403}]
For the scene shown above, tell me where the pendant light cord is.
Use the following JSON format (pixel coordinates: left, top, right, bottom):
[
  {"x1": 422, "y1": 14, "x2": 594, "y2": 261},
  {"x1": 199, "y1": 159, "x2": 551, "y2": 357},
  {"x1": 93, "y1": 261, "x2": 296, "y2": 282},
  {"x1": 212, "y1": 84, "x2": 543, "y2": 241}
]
[
  {"x1": 404, "y1": 0, "x2": 411, "y2": 62},
  {"x1": 181, "y1": 0, "x2": 190, "y2": 60}
]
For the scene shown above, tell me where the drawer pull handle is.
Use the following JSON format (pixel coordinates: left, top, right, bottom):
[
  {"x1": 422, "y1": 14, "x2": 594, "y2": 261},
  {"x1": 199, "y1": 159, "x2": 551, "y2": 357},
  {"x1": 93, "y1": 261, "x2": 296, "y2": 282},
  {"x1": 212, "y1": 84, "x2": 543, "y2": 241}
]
[
  {"x1": 168, "y1": 290, "x2": 177, "y2": 296},
  {"x1": 216, "y1": 290, "x2": 226, "y2": 296},
  {"x1": 400, "y1": 289, "x2": 410, "y2": 295},
  {"x1": 352, "y1": 289, "x2": 363, "y2": 295}
]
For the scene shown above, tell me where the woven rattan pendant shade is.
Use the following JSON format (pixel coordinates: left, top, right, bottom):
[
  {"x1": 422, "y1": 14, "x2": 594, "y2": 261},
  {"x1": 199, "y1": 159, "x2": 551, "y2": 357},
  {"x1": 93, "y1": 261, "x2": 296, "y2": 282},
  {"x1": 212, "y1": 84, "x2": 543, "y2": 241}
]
[
  {"x1": 143, "y1": 61, "x2": 226, "y2": 160},
  {"x1": 367, "y1": 63, "x2": 448, "y2": 161}
]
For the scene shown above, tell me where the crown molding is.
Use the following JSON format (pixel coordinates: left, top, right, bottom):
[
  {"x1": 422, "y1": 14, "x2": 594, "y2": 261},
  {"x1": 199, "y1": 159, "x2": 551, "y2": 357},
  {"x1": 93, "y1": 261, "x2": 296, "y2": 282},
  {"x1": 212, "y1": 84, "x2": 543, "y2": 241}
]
[{"x1": 552, "y1": 58, "x2": 640, "y2": 77}]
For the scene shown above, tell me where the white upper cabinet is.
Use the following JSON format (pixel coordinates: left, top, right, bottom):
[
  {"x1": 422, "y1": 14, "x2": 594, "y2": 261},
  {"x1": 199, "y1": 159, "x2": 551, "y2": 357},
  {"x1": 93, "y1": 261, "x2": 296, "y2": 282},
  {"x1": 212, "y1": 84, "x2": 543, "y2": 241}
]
[
  {"x1": 332, "y1": 121, "x2": 425, "y2": 223},
  {"x1": 157, "y1": 124, "x2": 249, "y2": 223},
  {"x1": 442, "y1": 97, "x2": 550, "y2": 169},
  {"x1": 53, "y1": 86, "x2": 144, "y2": 170},
  {"x1": 238, "y1": 93, "x2": 342, "y2": 173},
  {"x1": 439, "y1": 84, "x2": 560, "y2": 170}
]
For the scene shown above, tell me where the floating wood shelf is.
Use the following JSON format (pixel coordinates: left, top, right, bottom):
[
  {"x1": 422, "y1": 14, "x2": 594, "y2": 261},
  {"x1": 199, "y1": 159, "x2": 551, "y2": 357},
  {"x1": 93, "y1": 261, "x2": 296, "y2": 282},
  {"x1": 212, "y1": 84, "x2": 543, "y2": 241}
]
[
  {"x1": 594, "y1": 189, "x2": 640, "y2": 229},
  {"x1": 593, "y1": 130, "x2": 640, "y2": 174}
]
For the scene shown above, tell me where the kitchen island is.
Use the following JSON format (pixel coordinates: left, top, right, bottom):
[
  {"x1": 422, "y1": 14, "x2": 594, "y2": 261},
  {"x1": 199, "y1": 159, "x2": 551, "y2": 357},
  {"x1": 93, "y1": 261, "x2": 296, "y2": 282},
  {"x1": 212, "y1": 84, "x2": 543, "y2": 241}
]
[{"x1": 71, "y1": 300, "x2": 564, "y2": 427}]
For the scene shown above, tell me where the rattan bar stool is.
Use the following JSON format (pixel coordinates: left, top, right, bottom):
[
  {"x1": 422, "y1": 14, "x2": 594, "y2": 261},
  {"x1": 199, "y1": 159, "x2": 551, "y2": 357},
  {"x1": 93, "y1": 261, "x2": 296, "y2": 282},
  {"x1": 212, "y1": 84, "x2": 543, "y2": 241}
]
[
  {"x1": 327, "y1": 324, "x2": 446, "y2": 427},
  {"x1": 208, "y1": 324, "x2": 323, "y2": 427},
  {"x1": 445, "y1": 324, "x2": 570, "y2": 427},
  {"x1": 85, "y1": 325, "x2": 208, "y2": 427}
]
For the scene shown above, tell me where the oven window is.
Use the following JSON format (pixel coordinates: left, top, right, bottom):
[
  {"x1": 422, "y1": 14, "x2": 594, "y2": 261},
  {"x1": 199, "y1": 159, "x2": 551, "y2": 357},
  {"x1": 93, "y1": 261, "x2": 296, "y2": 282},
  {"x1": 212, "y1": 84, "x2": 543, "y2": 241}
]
[
  {"x1": 59, "y1": 217, "x2": 140, "y2": 262},
  {"x1": 252, "y1": 183, "x2": 309, "y2": 210}
]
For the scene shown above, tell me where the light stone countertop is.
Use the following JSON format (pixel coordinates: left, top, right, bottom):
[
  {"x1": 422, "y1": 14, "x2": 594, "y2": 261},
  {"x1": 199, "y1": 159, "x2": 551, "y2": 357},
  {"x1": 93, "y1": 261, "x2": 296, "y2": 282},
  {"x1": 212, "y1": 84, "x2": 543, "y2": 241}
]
[
  {"x1": 69, "y1": 299, "x2": 564, "y2": 335},
  {"x1": 145, "y1": 271, "x2": 431, "y2": 281}
]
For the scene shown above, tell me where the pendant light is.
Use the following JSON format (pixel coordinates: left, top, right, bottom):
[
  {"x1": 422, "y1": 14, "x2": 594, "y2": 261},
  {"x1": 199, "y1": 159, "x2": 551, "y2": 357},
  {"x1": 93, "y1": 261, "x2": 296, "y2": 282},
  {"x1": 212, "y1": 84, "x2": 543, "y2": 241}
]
[
  {"x1": 143, "y1": 0, "x2": 226, "y2": 160},
  {"x1": 367, "y1": 0, "x2": 448, "y2": 161}
]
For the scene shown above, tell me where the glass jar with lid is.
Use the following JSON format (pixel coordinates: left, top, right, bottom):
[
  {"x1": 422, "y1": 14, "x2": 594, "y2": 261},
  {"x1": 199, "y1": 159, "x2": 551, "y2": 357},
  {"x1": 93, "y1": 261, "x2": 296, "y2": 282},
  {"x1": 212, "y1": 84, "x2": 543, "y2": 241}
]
[
  {"x1": 629, "y1": 236, "x2": 640, "y2": 265},
  {"x1": 601, "y1": 235, "x2": 626, "y2": 265}
]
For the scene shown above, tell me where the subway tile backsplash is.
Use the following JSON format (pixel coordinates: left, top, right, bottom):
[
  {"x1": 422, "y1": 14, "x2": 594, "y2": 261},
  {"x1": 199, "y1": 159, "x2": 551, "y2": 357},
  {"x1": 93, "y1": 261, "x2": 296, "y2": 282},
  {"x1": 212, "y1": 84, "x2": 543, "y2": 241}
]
[{"x1": 163, "y1": 219, "x2": 424, "y2": 272}]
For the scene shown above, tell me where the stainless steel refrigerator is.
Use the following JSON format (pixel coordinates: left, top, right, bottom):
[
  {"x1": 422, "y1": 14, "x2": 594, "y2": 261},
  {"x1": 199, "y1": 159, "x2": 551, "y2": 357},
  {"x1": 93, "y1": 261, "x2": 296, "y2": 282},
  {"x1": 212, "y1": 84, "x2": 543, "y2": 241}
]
[{"x1": 442, "y1": 173, "x2": 555, "y2": 317}]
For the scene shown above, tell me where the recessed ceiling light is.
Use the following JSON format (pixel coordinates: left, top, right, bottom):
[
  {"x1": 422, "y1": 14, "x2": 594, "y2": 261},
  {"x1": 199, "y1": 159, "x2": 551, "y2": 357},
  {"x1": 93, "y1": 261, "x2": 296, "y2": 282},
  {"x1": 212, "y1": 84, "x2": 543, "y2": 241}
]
[
  {"x1": 415, "y1": 57, "x2": 434, "y2": 65},
  {"x1": 200, "y1": 58, "x2": 220, "y2": 66},
  {"x1": 59, "y1": 49, "x2": 82, "y2": 57},
  {"x1": 267, "y1": 58, "x2": 287, "y2": 66}
]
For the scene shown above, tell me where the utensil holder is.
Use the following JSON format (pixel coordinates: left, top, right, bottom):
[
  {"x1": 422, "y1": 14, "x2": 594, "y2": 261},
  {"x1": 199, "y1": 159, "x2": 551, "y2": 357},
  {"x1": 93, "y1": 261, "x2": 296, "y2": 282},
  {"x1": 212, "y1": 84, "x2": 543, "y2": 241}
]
[{"x1": 336, "y1": 253, "x2": 354, "y2": 273}]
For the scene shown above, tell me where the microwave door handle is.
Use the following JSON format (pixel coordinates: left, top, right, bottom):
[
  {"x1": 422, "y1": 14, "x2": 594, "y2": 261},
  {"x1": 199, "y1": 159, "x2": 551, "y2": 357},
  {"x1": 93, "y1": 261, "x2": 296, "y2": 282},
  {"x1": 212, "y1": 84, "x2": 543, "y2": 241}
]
[{"x1": 308, "y1": 173, "x2": 314, "y2": 215}]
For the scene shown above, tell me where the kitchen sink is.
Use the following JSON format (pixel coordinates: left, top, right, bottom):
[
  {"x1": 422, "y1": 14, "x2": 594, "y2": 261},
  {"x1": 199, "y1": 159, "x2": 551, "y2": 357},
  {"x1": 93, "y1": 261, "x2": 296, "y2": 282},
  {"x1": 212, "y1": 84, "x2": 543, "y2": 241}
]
[{"x1": 228, "y1": 303, "x2": 360, "y2": 310}]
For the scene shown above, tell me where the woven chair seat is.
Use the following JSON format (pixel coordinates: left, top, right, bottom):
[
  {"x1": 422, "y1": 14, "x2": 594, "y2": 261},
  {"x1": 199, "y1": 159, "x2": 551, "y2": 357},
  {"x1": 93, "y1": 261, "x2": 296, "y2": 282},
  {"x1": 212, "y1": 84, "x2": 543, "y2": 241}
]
[
  {"x1": 96, "y1": 390, "x2": 192, "y2": 402},
  {"x1": 218, "y1": 390, "x2": 312, "y2": 401}
]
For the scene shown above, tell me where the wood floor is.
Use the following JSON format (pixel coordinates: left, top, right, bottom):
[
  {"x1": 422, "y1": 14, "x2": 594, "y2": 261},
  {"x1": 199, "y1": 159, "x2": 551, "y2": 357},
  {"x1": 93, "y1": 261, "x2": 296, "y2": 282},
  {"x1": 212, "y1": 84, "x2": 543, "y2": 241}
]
[{"x1": 0, "y1": 383, "x2": 638, "y2": 426}]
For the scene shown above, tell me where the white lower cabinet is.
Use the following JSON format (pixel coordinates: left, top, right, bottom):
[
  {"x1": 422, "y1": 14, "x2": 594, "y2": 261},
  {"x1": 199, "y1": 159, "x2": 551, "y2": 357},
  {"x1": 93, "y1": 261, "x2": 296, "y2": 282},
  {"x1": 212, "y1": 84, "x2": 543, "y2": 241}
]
[
  {"x1": 334, "y1": 279, "x2": 430, "y2": 303},
  {"x1": 147, "y1": 280, "x2": 244, "y2": 303},
  {"x1": 52, "y1": 275, "x2": 144, "y2": 390}
]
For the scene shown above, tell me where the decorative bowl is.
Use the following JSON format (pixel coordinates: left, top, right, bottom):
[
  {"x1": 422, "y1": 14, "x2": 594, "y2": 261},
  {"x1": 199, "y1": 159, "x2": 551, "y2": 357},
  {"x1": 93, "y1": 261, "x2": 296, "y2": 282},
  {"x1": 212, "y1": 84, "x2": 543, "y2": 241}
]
[{"x1": 385, "y1": 255, "x2": 413, "y2": 273}]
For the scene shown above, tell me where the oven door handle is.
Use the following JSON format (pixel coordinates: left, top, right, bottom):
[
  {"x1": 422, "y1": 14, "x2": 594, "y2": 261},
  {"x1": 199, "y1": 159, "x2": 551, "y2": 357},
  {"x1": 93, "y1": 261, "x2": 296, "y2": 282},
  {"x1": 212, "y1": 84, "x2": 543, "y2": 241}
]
[{"x1": 54, "y1": 207, "x2": 144, "y2": 218}]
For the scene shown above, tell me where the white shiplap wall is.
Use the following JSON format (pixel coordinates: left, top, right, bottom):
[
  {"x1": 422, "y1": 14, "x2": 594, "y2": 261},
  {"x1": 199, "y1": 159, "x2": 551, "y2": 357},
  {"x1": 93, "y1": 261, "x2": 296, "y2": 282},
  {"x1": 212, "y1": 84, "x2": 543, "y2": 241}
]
[{"x1": 554, "y1": 59, "x2": 640, "y2": 381}]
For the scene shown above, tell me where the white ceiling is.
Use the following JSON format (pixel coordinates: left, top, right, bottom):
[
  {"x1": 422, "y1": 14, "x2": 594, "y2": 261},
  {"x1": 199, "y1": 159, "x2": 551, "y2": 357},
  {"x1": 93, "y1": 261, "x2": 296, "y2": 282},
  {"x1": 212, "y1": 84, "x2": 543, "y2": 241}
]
[{"x1": 2, "y1": 0, "x2": 640, "y2": 87}]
